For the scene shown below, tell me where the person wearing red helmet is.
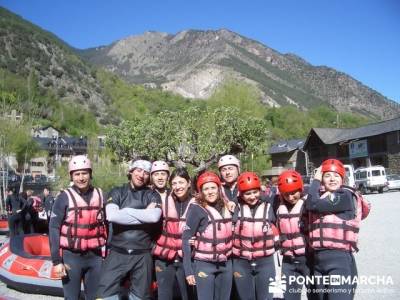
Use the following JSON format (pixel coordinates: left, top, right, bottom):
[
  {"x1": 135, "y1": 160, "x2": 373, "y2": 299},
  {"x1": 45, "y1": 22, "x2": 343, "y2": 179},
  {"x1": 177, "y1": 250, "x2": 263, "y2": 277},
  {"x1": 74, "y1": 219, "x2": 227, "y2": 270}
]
[
  {"x1": 232, "y1": 172, "x2": 278, "y2": 300},
  {"x1": 153, "y1": 167, "x2": 194, "y2": 300},
  {"x1": 49, "y1": 155, "x2": 107, "y2": 300},
  {"x1": 182, "y1": 171, "x2": 233, "y2": 300},
  {"x1": 306, "y1": 158, "x2": 370, "y2": 300},
  {"x1": 276, "y1": 170, "x2": 312, "y2": 300}
]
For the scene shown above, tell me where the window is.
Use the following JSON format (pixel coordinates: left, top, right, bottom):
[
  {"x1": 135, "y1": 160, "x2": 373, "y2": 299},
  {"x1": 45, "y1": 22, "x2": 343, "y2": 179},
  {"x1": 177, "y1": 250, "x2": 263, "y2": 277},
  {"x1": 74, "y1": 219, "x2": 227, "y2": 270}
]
[{"x1": 372, "y1": 170, "x2": 381, "y2": 176}]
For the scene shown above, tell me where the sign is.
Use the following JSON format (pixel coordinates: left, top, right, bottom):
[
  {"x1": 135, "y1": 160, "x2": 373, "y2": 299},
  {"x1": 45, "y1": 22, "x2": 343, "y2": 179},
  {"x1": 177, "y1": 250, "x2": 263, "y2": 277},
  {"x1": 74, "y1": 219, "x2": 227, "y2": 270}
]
[{"x1": 349, "y1": 140, "x2": 368, "y2": 159}]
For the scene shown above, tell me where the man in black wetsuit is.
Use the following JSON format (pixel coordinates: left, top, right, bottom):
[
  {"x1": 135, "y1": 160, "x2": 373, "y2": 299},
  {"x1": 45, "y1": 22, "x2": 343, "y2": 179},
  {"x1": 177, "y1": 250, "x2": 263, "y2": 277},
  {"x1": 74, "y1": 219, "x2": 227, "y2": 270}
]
[
  {"x1": 96, "y1": 159, "x2": 162, "y2": 300},
  {"x1": 6, "y1": 188, "x2": 24, "y2": 237}
]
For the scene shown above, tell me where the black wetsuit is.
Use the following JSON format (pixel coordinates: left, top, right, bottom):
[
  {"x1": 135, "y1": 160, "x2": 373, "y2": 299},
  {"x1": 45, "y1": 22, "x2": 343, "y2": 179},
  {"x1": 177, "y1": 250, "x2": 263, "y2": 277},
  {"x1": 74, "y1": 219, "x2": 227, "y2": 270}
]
[
  {"x1": 96, "y1": 183, "x2": 162, "y2": 300},
  {"x1": 6, "y1": 193, "x2": 25, "y2": 237}
]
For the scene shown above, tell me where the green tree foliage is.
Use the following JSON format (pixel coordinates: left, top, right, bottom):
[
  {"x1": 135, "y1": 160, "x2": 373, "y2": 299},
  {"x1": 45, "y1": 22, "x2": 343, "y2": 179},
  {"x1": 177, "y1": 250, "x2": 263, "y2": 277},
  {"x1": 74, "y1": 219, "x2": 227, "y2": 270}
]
[
  {"x1": 265, "y1": 105, "x2": 371, "y2": 142},
  {"x1": 0, "y1": 119, "x2": 41, "y2": 171},
  {"x1": 106, "y1": 106, "x2": 269, "y2": 170},
  {"x1": 207, "y1": 80, "x2": 267, "y2": 118},
  {"x1": 97, "y1": 70, "x2": 193, "y2": 120}
]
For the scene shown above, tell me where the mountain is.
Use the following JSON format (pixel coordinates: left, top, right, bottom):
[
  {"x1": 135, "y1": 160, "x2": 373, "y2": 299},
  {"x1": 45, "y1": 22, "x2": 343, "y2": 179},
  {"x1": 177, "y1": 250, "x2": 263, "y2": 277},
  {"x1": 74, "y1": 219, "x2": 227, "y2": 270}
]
[
  {"x1": 80, "y1": 29, "x2": 400, "y2": 120},
  {"x1": 0, "y1": 7, "x2": 108, "y2": 117}
]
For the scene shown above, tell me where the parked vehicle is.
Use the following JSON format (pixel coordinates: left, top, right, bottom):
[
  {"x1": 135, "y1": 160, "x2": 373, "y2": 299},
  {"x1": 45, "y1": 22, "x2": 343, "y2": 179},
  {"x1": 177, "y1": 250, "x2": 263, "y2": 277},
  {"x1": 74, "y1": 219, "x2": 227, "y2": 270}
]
[
  {"x1": 34, "y1": 174, "x2": 47, "y2": 183},
  {"x1": 344, "y1": 164, "x2": 356, "y2": 189},
  {"x1": 354, "y1": 165, "x2": 388, "y2": 194},
  {"x1": 23, "y1": 175, "x2": 34, "y2": 182},
  {"x1": 386, "y1": 174, "x2": 400, "y2": 191}
]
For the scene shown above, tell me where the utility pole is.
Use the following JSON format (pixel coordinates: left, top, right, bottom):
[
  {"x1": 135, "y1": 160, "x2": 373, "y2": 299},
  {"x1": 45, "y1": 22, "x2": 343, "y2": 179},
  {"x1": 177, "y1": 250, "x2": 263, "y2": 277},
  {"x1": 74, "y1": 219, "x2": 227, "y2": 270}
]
[{"x1": 0, "y1": 135, "x2": 5, "y2": 213}]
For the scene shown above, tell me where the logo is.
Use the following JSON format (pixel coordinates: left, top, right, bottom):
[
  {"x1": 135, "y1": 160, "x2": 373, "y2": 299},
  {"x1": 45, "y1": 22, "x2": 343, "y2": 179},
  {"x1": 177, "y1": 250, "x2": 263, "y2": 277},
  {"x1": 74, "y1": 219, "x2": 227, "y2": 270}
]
[
  {"x1": 268, "y1": 275, "x2": 287, "y2": 293},
  {"x1": 197, "y1": 271, "x2": 208, "y2": 278}
]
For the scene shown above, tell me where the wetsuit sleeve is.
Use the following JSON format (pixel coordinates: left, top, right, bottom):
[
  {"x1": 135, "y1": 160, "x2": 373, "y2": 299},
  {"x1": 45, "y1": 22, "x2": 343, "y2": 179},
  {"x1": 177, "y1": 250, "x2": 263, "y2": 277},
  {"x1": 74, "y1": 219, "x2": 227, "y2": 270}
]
[
  {"x1": 5, "y1": 196, "x2": 11, "y2": 212},
  {"x1": 106, "y1": 203, "x2": 162, "y2": 224},
  {"x1": 148, "y1": 190, "x2": 162, "y2": 206},
  {"x1": 49, "y1": 192, "x2": 68, "y2": 265},
  {"x1": 268, "y1": 202, "x2": 277, "y2": 224},
  {"x1": 182, "y1": 204, "x2": 208, "y2": 277},
  {"x1": 306, "y1": 180, "x2": 354, "y2": 213}
]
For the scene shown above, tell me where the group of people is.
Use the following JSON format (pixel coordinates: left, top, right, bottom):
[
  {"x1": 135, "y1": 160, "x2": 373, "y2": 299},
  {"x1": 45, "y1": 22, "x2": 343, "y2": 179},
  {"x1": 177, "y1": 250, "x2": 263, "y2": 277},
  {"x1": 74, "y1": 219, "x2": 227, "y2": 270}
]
[
  {"x1": 5, "y1": 186, "x2": 54, "y2": 237},
  {"x1": 43, "y1": 153, "x2": 370, "y2": 300}
]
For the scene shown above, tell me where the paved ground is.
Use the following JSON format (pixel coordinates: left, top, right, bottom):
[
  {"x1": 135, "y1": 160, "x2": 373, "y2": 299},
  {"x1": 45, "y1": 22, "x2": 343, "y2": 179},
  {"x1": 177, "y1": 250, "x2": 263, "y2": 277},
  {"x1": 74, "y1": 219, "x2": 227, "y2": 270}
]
[{"x1": 0, "y1": 191, "x2": 399, "y2": 299}]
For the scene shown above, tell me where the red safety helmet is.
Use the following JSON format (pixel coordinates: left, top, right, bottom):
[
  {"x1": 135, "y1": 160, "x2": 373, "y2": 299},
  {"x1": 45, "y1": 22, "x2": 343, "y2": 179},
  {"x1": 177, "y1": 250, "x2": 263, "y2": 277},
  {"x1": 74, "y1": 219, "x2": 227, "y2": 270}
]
[
  {"x1": 278, "y1": 170, "x2": 303, "y2": 194},
  {"x1": 237, "y1": 172, "x2": 261, "y2": 193},
  {"x1": 321, "y1": 159, "x2": 345, "y2": 178},
  {"x1": 196, "y1": 171, "x2": 221, "y2": 192}
]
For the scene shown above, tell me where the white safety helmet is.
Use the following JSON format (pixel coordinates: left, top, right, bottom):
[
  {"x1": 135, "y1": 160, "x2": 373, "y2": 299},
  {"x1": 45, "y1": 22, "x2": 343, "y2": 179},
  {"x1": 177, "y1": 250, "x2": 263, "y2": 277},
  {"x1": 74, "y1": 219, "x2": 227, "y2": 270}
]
[
  {"x1": 68, "y1": 155, "x2": 92, "y2": 174},
  {"x1": 151, "y1": 161, "x2": 170, "y2": 174},
  {"x1": 127, "y1": 159, "x2": 152, "y2": 174},
  {"x1": 217, "y1": 155, "x2": 240, "y2": 170}
]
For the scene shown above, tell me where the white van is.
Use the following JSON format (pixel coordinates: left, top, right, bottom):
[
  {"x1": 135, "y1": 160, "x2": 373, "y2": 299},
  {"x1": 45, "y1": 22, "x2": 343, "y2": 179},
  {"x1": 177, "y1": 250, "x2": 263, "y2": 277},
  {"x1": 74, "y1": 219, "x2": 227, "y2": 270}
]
[
  {"x1": 354, "y1": 165, "x2": 388, "y2": 194},
  {"x1": 344, "y1": 164, "x2": 356, "y2": 189}
]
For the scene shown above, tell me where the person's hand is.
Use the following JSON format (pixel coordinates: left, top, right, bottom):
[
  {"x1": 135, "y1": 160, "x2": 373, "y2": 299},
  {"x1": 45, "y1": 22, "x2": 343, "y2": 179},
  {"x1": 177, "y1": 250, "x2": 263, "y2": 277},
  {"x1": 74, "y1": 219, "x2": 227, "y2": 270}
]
[
  {"x1": 227, "y1": 201, "x2": 236, "y2": 213},
  {"x1": 189, "y1": 237, "x2": 196, "y2": 246},
  {"x1": 146, "y1": 202, "x2": 157, "y2": 209},
  {"x1": 54, "y1": 263, "x2": 68, "y2": 278},
  {"x1": 186, "y1": 275, "x2": 196, "y2": 285},
  {"x1": 314, "y1": 166, "x2": 323, "y2": 181}
]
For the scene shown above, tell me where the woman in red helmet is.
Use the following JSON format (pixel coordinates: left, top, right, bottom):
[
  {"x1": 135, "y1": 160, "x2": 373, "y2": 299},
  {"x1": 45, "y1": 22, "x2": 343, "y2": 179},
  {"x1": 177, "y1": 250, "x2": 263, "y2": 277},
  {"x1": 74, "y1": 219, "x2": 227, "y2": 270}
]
[
  {"x1": 232, "y1": 172, "x2": 278, "y2": 300},
  {"x1": 306, "y1": 159, "x2": 370, "y2": 300},
  {"x1": 276, "y1": 170, "x2": 312, "y2": 300},
  {"x1": 49, "y1": 155, "x2": 107, "y2": 300},
  {"x1": 182, "y1": 171, "x2": 233, "y2": 300}
]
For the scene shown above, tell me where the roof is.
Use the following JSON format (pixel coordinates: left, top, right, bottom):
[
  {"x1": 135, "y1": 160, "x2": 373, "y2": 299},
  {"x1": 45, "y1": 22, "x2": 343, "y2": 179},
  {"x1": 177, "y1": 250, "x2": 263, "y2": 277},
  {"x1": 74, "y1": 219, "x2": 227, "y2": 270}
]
[
  {"x1": 33, "y1": 136, "x2": 87, "y2": 150},
  {"x1": 305, "y1": 117, "x2": 400, "y2": 146},
  {"x1": 269, "y1": 138, "x2": 305, "y2": 154}
]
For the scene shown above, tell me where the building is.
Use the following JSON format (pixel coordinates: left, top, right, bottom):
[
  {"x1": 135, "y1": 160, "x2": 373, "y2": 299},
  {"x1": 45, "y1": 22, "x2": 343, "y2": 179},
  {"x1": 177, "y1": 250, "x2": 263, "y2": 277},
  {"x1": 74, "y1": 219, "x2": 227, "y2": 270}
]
[
  {"x1": 31, "y1": 125, "x2": 60, "y2": 138},
  {"x1": 268, "y1": 139, "x2": 307, "y2": 175},
  {"x1": 31, "y1": 136, "x2": 88, "y2": 176},
  {"x1": 303, "y1": 117, "x2": 400, "y2": 174}
]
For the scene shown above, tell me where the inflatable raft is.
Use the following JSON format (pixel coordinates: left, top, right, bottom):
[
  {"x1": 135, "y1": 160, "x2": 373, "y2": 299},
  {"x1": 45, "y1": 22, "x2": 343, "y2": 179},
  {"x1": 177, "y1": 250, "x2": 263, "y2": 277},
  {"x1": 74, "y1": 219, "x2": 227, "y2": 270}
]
[
  {"x1": 0, "y1": 234, "x2": 63, "y2": 296},
  {"x1": 0, "y1": 215, "x2": 8, "y2": 234}
]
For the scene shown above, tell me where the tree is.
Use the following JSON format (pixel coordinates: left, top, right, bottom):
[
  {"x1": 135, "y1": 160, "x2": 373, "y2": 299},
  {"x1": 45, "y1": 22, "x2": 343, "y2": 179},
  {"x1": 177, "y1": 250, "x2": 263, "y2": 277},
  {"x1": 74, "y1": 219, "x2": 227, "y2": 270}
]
[{"x1": 106, "y1": 107, "x2": 269, "y2": 171}]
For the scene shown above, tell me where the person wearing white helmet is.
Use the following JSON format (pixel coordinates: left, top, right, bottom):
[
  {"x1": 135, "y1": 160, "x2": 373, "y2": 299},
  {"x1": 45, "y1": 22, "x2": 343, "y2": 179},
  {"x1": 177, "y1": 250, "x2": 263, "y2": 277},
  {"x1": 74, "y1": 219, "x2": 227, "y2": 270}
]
[
  {"x1": 218, "y1": 154, "x2": 240, "y2": 211},
  {"x1": 151, "y1": 160, "x2": 170, "y2": 201},
  {"x1": 96, "y1": 159, "x2": 162, "y2": 300},
  {"x1": 49, "y1": 155, "x2": 107, "y2": 300}
]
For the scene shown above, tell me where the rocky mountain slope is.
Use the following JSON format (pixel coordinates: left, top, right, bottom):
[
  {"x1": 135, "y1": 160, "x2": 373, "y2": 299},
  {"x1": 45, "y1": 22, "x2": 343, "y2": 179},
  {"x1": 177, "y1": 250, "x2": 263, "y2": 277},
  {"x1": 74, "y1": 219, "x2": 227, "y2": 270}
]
[
  {"x1": 81, "y1": 29, "x2": 400, "y2": 119},
  {"x1": 1, "y1": 6, "x2": 398, "y2": 121},
  {"x1": 0, "y1": 7, "x2": 108, "y2": 117}
]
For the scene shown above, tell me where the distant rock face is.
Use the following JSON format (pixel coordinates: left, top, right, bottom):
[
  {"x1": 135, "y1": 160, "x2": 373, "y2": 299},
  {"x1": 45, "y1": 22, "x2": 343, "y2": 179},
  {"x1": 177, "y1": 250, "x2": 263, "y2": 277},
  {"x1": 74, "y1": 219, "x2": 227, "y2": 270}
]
[{"x1": 82, "y1": 29, "x2": 400, "y2": 119}]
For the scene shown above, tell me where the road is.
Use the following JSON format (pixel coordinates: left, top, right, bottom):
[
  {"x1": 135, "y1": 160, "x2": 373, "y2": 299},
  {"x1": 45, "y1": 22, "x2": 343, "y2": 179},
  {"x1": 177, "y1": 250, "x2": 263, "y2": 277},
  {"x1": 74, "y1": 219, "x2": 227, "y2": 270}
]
[{"x1": 0, "y1": 191, "x2": 400, "y2": 299}]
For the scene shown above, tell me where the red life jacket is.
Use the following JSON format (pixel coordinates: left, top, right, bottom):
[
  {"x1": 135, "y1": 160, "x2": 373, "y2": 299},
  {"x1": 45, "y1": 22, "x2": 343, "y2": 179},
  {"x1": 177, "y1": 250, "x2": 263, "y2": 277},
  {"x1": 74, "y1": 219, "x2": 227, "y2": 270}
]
[
  {"x1": 308, "y1": 187, "x2": 371, "y2": 252},
  {"x1": 153, "y1": 195, "x2": 194, "y2": 260},
  {"x1": 60, "y1": 187, "x2": 107, "y2": 251},
  {"x1": 31, "y1": 196, "x2": 43, "y2": 212},
  {"x1": 277, "y1": 199, "x2": 307, "y2": 257},
  {"x1": 233, "y1": 201, "x2": 276, "y2": 260},
  {"x1": 193, "y1": 204, "x2": 232, "y2": 262}
]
